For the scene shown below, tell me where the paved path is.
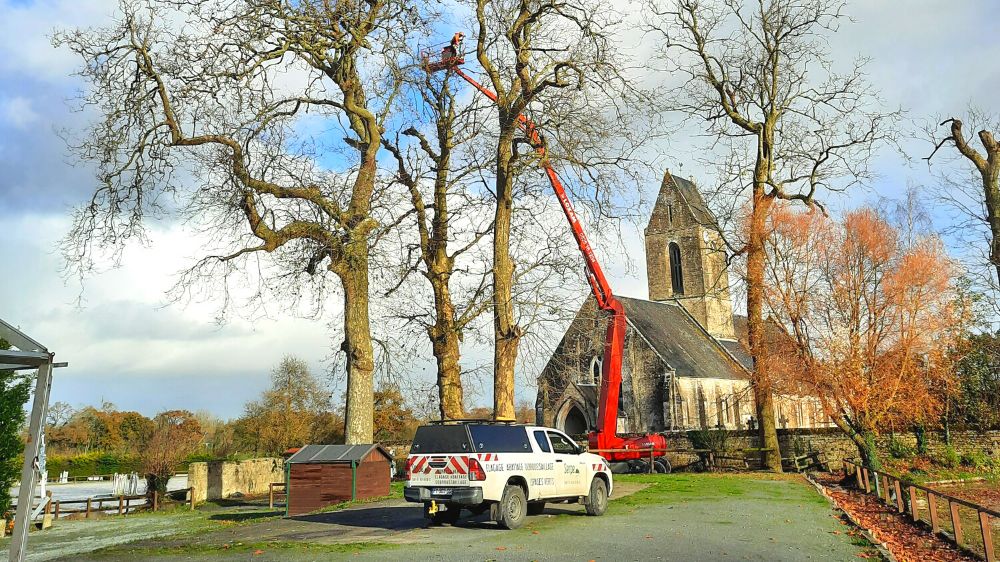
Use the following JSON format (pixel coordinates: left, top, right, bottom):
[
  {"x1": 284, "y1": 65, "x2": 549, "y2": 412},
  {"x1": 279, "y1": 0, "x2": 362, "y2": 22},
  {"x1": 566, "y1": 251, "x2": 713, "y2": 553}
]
[{"x1": 22, "y1": 475, "x2": 869, "y2": 561}]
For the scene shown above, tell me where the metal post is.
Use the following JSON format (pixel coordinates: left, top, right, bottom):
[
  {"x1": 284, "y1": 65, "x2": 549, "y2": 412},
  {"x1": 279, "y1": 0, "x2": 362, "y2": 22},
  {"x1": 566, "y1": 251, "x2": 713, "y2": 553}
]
[{"x1": 9, "y1": 361, "x2": 53, "y2": 562}]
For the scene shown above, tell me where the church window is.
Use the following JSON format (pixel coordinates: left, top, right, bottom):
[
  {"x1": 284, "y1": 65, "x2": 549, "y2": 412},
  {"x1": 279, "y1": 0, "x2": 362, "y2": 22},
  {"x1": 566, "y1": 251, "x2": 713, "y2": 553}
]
[
  {"x1": 585, "y1": 356, "x2": 602, "y2": 385},
  {"x1": 667, "y1": 204, "x2": 674, "y2": 224},
  {"x1": 669, "y1": 242, "x2": 684, "y2": 295}
]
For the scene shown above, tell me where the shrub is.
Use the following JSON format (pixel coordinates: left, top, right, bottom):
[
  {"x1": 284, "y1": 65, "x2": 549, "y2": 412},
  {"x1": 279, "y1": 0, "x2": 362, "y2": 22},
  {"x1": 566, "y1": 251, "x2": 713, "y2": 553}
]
[
  {"x1": 687, "y1": 429, "x2": 730, "y2": 452},
  {"x1": 932, "y1": 446, "x2": 960, "y2": 468},
  {"x1": 886, "y1": 437, "x2": 915, "y2": 459},
  {"x1": 46, "y1": 452, "x2": 141, "y2": 478},
  {"x1": 959, "y1": 450, "x2": 994, "y2": 470}
]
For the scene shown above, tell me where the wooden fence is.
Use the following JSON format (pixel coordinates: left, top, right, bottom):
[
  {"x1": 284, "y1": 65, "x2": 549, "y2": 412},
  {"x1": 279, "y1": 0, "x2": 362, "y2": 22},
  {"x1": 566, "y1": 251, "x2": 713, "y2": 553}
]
[
  {"x1": 12, "y1": 487, "x2": 195, "y2": 521},
  {"x1": 843, "y1": 459, "x2": 997, "y2": 561},
  {"x1": 268, "y1": 482, "x2": 287, "y2": 509}
]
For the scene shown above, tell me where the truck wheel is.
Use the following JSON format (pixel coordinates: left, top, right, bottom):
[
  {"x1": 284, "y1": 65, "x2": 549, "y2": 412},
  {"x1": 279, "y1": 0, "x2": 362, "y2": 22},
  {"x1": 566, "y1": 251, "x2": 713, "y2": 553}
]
[
  {"x1": 585, "y1": 477, "x2": 608, "y2": 516},
  {"x1": 495, "y1": 484, "x2": 527, "y2": 529},
  {"x1": 526, "y1": 502, "x2": 545, "y2": 516},
  {"x1": 654, "y1": 458, "x2": 672, "y2": 474}
]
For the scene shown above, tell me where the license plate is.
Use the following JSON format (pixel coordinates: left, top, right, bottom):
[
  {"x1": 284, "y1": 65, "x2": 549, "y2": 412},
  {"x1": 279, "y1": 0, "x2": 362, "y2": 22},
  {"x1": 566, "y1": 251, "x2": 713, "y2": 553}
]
[{"x1": 431, "y1": 488, "x2": 450, "y2": 496}]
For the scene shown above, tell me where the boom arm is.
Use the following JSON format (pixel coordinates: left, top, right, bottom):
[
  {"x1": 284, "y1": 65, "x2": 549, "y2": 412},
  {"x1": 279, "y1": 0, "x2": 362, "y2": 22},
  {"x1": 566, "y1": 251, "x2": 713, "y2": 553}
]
[{"x1": 451, "y1": 68, "x2": 631, "y2": 451}]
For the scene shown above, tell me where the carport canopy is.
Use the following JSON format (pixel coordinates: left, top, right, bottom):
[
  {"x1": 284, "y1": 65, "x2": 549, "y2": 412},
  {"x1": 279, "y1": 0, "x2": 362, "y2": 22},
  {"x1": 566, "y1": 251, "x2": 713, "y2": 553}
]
[
  {"x1": 0, "y1": 317, "x2": 51, "y2": 370},
  {"x1": 2, "y1": 316, "x2": 66, "y2": 562}
]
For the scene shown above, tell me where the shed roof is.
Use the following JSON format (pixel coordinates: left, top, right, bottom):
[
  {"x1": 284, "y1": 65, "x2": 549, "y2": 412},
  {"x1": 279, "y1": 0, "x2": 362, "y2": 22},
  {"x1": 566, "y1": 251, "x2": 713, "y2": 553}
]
[
  {"x1": 286, "y1": 444, "x2": 391, "y2": 464},
  {"x1": 618, "y1": 297, "x2": 747, "y2": 380}
]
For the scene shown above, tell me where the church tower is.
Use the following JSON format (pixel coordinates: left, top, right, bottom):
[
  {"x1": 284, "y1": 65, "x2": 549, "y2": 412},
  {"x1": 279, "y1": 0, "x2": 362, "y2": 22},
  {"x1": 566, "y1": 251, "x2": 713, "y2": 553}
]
[{"x1": 645, "y1": 170, "x2": 736, "y2": 340}]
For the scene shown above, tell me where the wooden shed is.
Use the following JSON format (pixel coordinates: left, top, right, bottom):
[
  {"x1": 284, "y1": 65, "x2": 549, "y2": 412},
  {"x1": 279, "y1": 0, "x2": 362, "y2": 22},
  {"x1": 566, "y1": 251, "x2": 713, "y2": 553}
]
[{"x1": 285, "y1": 444, "x2": 392, "y2": 516}]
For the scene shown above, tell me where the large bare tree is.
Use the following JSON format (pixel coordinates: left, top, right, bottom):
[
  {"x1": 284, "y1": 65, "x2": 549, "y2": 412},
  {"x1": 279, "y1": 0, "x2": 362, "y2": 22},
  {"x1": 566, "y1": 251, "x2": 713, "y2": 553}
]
[
  {"x1": 57, "y1": 0, "x2": 417, "y2": 443},
  {"x1": 469, "y1": 0, "x2": 645, "y2": 419},
  {"x1": 927, "y1": 110, "x2": 1000, "y2": 299},
  {"x1": 381, "y1": 66, "x2": 495, "y2": 419},
  {"x1": 647, "y1": 0, "x2": 894, "y2": 470}
]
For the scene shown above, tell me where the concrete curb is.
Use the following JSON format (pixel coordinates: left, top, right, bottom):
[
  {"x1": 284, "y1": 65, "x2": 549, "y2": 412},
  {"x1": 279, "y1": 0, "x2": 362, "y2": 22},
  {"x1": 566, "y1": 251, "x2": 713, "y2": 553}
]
[{"x1": 803, "y1": 472, "x2": 897, "y2": 562}]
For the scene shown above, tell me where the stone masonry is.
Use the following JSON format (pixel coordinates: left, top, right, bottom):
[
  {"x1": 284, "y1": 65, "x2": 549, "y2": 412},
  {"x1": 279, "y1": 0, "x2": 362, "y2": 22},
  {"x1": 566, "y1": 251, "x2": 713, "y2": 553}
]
[{"x1": 645, "y1": 171, "x2": 735, "y2": 340}]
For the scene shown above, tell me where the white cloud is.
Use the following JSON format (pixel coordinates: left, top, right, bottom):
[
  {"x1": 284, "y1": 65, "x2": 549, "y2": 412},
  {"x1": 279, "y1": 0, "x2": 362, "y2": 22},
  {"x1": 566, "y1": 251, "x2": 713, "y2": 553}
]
[
  {"x1": 2, "y1": 0, "x2": 999, "y2": 417},
  {"x1": 0, "y1": 96, "x2": 39, "y2": 128}
]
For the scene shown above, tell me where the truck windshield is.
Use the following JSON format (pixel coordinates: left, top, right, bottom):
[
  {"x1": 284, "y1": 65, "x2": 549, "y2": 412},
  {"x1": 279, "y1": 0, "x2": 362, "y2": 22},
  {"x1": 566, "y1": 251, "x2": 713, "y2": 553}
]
[{"x1": 409, "y1": 425, "x2": 473, "y2": 454}]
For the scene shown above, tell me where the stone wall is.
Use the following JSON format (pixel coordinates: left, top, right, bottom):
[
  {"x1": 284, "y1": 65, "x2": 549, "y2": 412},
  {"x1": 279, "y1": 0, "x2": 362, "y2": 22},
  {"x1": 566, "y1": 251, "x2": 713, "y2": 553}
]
[
  {"x1": 189, "y1": 457, "x2": 284, "y2": 504},
  {"x1": 650, "y1": 428, "x2": 1000, "y2": 471}
]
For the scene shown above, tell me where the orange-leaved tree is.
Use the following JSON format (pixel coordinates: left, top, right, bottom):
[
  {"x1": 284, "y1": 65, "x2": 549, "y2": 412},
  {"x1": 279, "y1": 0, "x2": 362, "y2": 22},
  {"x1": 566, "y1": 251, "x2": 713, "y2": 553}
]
[{"x1": 763, "y1": 206, "x2": 964, "y2": 470}]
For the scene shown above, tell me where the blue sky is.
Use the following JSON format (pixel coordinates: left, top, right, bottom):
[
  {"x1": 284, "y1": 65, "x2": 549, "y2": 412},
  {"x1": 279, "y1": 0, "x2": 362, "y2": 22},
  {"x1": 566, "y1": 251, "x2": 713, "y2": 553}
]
[{"x1": 1, "y1": 0, "x2": 998, "y2": 419}]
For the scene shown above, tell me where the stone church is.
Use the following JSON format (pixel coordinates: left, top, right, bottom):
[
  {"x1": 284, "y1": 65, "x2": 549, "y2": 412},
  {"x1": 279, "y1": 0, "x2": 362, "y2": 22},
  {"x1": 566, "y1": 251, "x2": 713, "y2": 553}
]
[{"x1": 536, "y1": 171, "x2": 831, "y2": 436}]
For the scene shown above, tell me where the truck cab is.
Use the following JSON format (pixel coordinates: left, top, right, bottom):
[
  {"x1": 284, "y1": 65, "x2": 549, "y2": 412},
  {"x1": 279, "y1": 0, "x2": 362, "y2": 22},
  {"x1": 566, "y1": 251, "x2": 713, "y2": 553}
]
[{"x1": 404, "y1": 421, "x2": 613, "y2": 529}]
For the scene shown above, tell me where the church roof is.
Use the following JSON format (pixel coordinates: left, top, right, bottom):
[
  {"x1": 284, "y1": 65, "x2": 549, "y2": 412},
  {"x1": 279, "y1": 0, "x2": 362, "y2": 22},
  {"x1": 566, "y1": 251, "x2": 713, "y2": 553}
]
[
  {"x1": 618, "y1": 296, "x2": 747, "y2": 380},
  {"x1": 664, "y1": 171, "x2": 720, "y2": 230}
]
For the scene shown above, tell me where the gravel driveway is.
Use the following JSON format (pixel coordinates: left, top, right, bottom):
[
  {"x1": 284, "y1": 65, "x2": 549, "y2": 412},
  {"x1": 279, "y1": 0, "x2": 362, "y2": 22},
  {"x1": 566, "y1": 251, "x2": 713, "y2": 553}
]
[{"x1": 46, "y1": 474, "x2": 873, "y2": 561}]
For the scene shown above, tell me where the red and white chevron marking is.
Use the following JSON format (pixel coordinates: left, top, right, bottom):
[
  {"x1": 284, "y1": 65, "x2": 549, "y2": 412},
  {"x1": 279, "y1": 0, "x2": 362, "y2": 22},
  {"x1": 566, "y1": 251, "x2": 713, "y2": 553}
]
[
  {"x1": 411, "y1": 455, "x2": 470, "y2": 474},
  {"x1": 476, "y1": 453, "x2": 500, "y2": 462}
]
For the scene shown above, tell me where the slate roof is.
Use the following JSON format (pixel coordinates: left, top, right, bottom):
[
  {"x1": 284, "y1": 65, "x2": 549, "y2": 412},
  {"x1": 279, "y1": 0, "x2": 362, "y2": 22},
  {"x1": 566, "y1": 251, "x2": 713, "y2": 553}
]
[
  {"x1": 666, "y1": 172, "x2": 720, "y2": 230},
  {"x1": 724, "y1": 314, "x2": 794, "y2": 372},
  {"x1": 618, "y1": 296, "x2": 747, "y2": 380},
  {"x1": 286, "y1": 444, "x2": 391, "y2": 464}
]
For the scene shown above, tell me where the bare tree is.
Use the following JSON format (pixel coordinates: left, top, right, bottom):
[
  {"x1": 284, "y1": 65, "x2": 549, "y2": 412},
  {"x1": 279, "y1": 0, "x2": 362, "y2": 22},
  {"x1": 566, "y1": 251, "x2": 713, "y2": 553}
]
[
  {"x1": 927, "y1": 109, "x2": 1000, "y2": 301},
  {"x1": 647, "y1": 0, "x2": 895, "y2": 470},
  {"x1": 381, "y1": 64, "x2": 495, "y2": 419},
  {"x1": 468, "y1": 0, "x2": 647, "y2": 419},
  {"x1": 56, "y1": 0, "x2": 419, "y2": 443}
]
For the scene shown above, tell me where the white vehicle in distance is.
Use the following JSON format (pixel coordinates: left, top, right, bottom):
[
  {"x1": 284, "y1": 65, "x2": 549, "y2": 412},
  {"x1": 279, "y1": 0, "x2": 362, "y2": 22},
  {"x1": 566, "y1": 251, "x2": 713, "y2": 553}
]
[{"x1": 403, "y1": 421, "x2": 613, "y2": 529}]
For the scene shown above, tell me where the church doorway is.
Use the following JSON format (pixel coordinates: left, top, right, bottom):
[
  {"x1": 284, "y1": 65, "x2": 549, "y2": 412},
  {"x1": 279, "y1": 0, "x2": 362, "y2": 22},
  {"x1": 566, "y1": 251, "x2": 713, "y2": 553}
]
[{"x1": 563, "y1": 404, "x2": 589, "y2": 436}]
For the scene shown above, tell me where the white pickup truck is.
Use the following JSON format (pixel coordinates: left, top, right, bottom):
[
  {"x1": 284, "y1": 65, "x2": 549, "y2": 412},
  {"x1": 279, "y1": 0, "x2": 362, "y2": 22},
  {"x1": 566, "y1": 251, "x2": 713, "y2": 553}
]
[{"x1": 403, "y1": 421, "x2": 613, "y2": 529}]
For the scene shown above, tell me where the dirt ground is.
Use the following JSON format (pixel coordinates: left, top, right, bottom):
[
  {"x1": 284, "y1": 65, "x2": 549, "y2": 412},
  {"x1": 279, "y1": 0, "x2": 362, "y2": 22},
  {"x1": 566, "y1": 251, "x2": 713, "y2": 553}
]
[{"x1": 25, "y1": 474, "x2": 877, "y2": 562}]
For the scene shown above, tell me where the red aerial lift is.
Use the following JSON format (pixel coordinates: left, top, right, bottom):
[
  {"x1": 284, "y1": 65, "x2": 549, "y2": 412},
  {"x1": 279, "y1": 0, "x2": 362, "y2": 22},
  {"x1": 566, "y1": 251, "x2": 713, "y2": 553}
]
[{"x1": 422, "y1": 37, "x2": 668, "y2": 472}]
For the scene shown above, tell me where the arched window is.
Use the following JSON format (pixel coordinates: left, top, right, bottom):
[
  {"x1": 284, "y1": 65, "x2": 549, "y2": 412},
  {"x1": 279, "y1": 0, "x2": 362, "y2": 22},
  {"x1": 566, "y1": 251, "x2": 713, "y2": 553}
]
[
  {"x1": 669, "y1": 242, "x2": 684, "y2": 295},
  {"x1": 584, "y1": 356, "x2": 601, "y2": 385}
]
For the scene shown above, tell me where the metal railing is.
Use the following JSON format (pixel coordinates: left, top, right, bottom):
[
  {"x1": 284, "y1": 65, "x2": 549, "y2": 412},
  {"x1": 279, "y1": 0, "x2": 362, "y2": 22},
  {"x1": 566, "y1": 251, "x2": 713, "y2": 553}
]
[{"x1": 843, "y1": 459, "x2": 997, "y2": 561}]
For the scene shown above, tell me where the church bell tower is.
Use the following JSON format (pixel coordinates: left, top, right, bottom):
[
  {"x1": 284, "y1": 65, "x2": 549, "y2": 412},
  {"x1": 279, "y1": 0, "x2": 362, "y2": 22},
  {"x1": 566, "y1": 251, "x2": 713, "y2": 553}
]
[{"x1": 644, "y1": 171, "x2": 735, "y2": 340}]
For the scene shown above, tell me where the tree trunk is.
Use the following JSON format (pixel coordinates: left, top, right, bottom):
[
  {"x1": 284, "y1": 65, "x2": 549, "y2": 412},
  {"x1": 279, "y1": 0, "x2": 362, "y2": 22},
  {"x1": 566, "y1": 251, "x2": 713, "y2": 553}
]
[
  {"x1": 339, "y1": 248, "x2": 376, "y2": 445},
  {"x1": 492, "y1": 127, "x2": 520, "y2": 421},
  {"x1": 981, "y1": 172, "x2": 1000, "y2": 284},
  {"x1": 747, "y1": 161, "x2": 782, "y2": 472},
  {"x1": 429, "y1": 277, "x2": 465, "y2": 420}
]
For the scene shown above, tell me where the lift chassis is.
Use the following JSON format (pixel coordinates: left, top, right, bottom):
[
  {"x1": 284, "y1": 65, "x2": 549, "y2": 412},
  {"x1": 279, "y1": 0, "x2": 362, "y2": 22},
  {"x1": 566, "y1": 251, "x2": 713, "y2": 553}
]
[{"x1": 422, "y1": 39, "x2": 668, "y2": 471}]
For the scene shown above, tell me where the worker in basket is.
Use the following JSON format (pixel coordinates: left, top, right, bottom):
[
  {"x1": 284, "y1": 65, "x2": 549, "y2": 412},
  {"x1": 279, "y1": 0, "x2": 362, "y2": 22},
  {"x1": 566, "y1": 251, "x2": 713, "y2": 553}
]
[{"x1": 442, "y1": 32, "x2": 464, "y2": 62}]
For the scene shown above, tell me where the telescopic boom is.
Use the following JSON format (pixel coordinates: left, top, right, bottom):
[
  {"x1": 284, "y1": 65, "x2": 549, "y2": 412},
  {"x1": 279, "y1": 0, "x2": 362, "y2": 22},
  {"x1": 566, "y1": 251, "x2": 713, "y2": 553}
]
[{"x1": 422, "y1": 39, "x2": 667, "y2": 465}]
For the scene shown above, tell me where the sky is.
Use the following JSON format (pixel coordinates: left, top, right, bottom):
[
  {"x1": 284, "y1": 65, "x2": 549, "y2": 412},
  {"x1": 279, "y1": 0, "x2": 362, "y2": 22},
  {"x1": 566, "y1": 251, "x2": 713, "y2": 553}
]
[{"x1": 0, "y1": 0, "x2": 998, "y2": 420}]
